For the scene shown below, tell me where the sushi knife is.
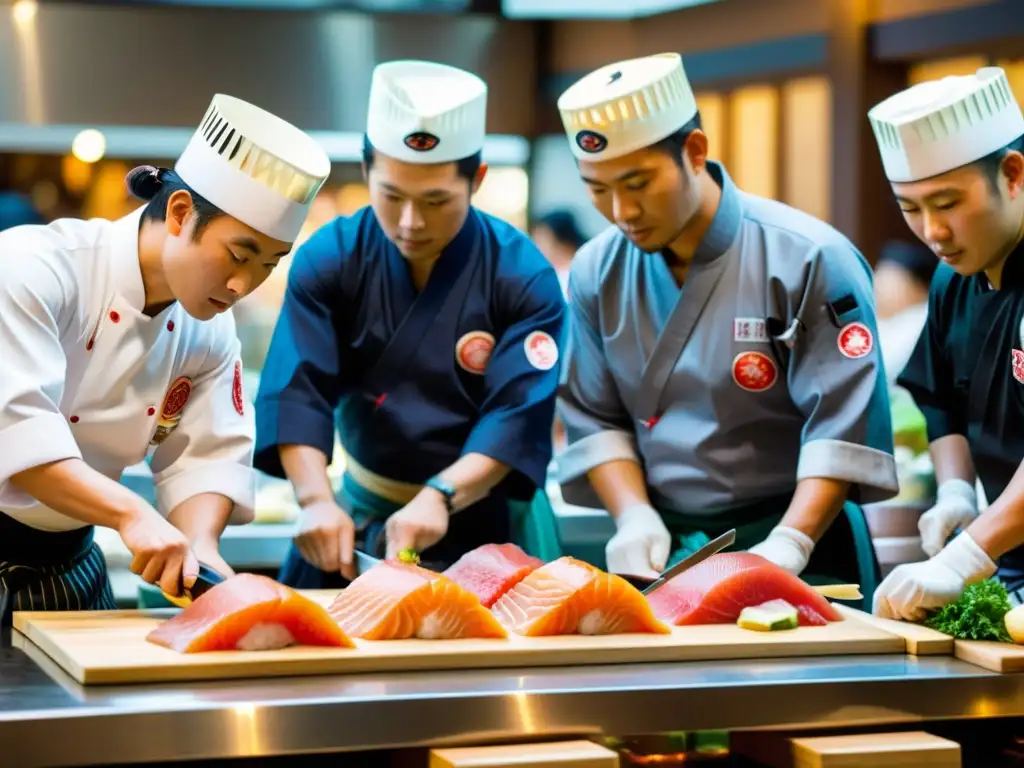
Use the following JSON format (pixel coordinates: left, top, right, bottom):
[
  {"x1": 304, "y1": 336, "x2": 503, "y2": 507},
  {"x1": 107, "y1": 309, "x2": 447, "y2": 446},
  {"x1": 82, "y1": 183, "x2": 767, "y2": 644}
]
[
  {"x1": 161, "y1": 563, "x2": 228, "y2": 609},
  {"x1": 640, "y1": 528, "x2": 737, "y2": 596},
  {"x1": 355, "y1": 549, "x2": 381, "y2": 575}
]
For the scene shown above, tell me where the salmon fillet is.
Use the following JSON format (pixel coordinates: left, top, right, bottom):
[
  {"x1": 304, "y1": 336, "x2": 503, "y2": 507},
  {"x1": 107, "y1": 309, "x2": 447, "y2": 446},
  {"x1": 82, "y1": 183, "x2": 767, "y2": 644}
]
[
  {"x1": 328, "y1": 560, "x2": 508, "y2": 640},
  {"x1": 146, "y1": 573, "x2": 354, "y2": 653},
  {"x1": 443, "y1": 543, "x2": 544, "y2": 608},
  {"x1": 490, "y1": 556, "x2": 672, "y2": 636},
  {"x1": 645, "y1": 552, "x2": 842, "y2": 626}
]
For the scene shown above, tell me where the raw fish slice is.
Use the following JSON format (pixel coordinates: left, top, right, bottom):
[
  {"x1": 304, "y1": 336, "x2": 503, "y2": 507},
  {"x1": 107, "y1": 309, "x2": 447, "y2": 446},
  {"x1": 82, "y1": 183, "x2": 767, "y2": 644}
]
[
  {"x1": 490, "y1": 556, "x2": 671, "y2": 636},
  {"x1": 146, "y1": 573, "x2": 354, "y2": 653},
  {"x1": 328, "y1": 560, "x2": 508, "y2": 640},
  {"x1": 443, "y1": 543, "x2": 544, "y2": 608},
  {"x1": 645, "y1": 552, "x2": 842, "y2": 627}
]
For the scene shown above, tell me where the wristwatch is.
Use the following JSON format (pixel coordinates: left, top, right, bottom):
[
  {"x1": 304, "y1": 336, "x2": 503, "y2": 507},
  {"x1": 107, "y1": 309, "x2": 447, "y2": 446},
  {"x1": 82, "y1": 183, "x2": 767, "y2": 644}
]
[{"x1": 425, "y1": 475, "x2": 457, "y2": 514}]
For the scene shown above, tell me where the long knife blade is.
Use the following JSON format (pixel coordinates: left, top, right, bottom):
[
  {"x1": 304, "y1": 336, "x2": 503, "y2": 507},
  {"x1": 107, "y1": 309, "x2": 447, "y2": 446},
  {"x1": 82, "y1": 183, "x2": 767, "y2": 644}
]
[
  {"x1": 355, "y1": 549, "x2": 381, "y2": 575},
  {"x1": 641, "y1": 528, "x2": 736, "y2": 596}
]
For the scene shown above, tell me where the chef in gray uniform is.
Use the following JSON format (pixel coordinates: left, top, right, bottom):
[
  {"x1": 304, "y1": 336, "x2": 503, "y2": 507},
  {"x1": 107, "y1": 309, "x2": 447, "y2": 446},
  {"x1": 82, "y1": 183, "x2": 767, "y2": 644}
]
[{"x1": 554, "y1": 53, "x2": 899, "y2": 590}]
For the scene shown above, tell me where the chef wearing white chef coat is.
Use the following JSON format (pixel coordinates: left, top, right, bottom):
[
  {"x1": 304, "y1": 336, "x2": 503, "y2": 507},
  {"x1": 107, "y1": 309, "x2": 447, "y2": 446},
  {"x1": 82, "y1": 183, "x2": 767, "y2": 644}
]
[{"x1": 0, "y1": 94, "x2": 330, "y2": 617}]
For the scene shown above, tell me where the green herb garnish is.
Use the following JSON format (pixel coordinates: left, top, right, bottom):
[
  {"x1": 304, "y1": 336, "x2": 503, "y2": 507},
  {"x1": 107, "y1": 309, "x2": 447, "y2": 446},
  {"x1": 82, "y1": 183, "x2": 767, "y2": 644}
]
[
  {"x1": 923, "y1": 580, "x2": 1013, "y2": 642},
  {"x1": 397, "y1": 548, "x2": 420, "y2": 565}
]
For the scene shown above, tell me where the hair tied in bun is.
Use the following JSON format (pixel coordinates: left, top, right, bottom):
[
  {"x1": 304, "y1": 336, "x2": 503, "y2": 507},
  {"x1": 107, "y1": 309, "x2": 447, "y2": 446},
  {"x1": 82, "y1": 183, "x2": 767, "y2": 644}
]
[{"x1": 125, "y1": 165, "x2": 164, "y2": 201}]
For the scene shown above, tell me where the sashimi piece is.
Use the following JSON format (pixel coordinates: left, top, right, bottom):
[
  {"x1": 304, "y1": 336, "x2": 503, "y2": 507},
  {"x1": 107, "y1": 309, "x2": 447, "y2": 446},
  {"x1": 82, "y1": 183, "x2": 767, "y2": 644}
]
[
  {"x1": 491, "y1": 556, "x2": 672, "y2": 636},
  {"x1": 146, "y1": 573, "x2": 354, "y2": 653},
  {"x1": 645, "y1": 552, "x2": 842, "y2": 627},
  {"x1": 443, "y1": 543, "x2": 544, "y2": 608},
  {"x1": 328, "y1": 560, "x2": 508, "y2": 640}
]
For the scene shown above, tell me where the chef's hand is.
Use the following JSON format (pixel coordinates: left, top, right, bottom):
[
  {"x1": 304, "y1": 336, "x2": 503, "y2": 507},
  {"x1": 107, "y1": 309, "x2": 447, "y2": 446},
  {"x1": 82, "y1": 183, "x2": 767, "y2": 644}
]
[
  {"x1": 118, "y1": 506, "x2": 200, "y2": 597},
  {"x1": 605, "y1": 504, "x2": 671, "y2": 580},
  {"x1": 385, "y1": 490, "x2": 450, "y2": 561},
  {"x1": 919, "y1": 479, "x2": 979, "y2": 557},
  {"x1": 188, "y1": 538, "x2": 236, "y2": 580},
  {"x1": 294, "y1": 499, "x2": 357, "y2": 581},
  {"x1": 747, "y1": 525, "x2": 815, "y2": 575},
  {"x1": 873, "y1": 531, "x2": 997, "y2": 622}
]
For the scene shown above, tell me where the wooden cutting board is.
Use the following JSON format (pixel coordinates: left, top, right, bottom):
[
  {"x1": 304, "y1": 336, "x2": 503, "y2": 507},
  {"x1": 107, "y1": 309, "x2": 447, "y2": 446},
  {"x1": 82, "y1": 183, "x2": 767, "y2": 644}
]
[
  {"x1": 12, "y1": 596, "x2": 905, "y2": 685},
  {"x1": 951, "y1": 638, "x2": 1024, "y2": 672}
]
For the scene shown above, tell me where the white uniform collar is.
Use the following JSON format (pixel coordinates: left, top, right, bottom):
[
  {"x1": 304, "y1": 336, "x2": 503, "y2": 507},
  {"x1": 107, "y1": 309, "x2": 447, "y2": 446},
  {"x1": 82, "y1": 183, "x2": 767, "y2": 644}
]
[{"x1": 108, "y1": 206, "x2": 149, "y2": 313}]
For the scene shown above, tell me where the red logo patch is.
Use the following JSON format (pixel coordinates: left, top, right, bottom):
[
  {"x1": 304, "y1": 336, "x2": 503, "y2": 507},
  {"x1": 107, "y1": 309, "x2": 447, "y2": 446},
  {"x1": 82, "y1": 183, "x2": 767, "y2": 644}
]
[
  {"x1": 455, "y1": 331, "x2": 495, "y2": 375},
  {"x1": 1012, "y1": 349, "x2": 1024, "y2": 384},
  {"x1": 575, "y1": 130, "x2": 608, "y2": 154},
  {"x1": 732, "y1": 352, "x2": 778, "y2": 392},
  {"x1": 838, "y1": 322, "x2": 873, "y2": 359},
  {"x1": 403, "y1": 132, "x2": 440, "y2": 152},
  {"x1": 161, "y1": 377, "x2": 192, "y2": 420},
  {"x1": 232, "y1": 360, "x2": 245, "y2": 416}
]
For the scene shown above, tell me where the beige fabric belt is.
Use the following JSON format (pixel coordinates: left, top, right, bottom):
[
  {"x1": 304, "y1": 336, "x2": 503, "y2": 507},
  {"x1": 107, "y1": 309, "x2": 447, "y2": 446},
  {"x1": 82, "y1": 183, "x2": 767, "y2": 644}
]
[{"x1": 343, "y1": 453, "x2": 422, "y2": 506}]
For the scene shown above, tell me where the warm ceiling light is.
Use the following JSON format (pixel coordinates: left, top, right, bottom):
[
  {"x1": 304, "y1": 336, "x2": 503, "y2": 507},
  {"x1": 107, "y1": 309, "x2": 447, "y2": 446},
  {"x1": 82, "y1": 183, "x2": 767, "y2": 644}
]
[
  {"x1": 71, "y1": 129, "x2": 107, "y2": 164},
  {"x1": 12, "y1": 1, "x2": 38, "y2": 25}
]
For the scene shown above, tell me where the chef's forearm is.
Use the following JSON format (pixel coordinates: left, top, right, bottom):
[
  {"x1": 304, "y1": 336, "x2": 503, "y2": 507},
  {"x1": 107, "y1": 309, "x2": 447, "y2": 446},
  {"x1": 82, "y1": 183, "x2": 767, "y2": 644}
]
[
  {"x1": 585, "y1": 459, "x2": 652, "y2": 521},
  {"x1": 966, "y1": 458, "x2": 1024, "y2": 560},
  {"x1": 167, "y1": 493, "x2": 233, "y2": 545},
  {"x1": 929, "y1": 434, "x2": 977, "y2": 486},
  {"x1": 278, "y1": 444, "x2": 335, "y2": 507},
  {"x1": 436, "y1": 452, "x2": 510, "y2": 512},
  {"x1": 9, "y1": 458, "x2": 148, "y2": 530},
  {"x1": 779, "y1": 477, "x2": 849, "y2": 541}
]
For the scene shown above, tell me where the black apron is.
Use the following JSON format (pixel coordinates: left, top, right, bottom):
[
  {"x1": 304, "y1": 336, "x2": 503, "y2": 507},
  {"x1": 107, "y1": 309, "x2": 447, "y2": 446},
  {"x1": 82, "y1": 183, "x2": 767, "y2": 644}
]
[{"x1": 0, "y1": 513, "x2": 117, "y2": 627}]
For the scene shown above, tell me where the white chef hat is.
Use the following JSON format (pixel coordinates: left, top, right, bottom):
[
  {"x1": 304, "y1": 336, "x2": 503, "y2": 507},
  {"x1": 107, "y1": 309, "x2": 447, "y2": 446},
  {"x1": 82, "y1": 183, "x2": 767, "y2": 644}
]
[
  {"x1": 173, "y1": 94, "x2": 331, "y2": 243},
  {"x1": 869, "y1": 67, "x2": 1024, "y2": 183},
  {"x1": 366, "y1": 60, "x2": 488, "y2": 165},
  {"x1": 557, "y1": 52, "x2": 698, "y2": 163}
]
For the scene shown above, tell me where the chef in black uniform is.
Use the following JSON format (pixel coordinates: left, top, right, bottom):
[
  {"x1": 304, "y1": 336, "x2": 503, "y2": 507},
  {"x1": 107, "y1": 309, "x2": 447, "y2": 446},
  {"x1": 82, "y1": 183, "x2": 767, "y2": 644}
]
[{"x1": 867, "y1": 67, "x2": 1024, "y2": 621}]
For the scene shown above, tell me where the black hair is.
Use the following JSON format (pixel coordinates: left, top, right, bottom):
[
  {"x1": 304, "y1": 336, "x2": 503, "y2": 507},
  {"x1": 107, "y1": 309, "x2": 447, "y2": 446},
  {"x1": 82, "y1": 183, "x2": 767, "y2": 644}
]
[
  {"x1": 0, "y1": 192, "x2": 45, "y2": 232},
  {"x1": 126, "y1": 166, "x2": 224, "y2": 242},
  {"x1": 646, "y1": 112, "x2": 705, "y2": 167},
  {"x1": 532, "y1": 209, "x2": 586, "y2": 249},
  {"x1": 974, "y1": 133, "x2": 1024, "y2": 190},
  {"x1": 361, "y1": 134, "x2": 482, "y2": 185}
]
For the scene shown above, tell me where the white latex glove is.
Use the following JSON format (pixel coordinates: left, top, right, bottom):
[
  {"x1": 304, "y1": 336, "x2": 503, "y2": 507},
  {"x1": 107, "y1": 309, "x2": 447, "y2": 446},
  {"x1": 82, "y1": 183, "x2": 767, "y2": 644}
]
[
  {"x1": 873, "y1": 531, "x2": 997, "y2": 622},
  {"x1": 919, "y1": 479, "x2": 979, "y2": 557},
  {"x1": 747, "y1": 525, "x2": 815, "y2": 575},
  {"x1": 605, "y1": 504, "x2": 671, "y2": 579}
]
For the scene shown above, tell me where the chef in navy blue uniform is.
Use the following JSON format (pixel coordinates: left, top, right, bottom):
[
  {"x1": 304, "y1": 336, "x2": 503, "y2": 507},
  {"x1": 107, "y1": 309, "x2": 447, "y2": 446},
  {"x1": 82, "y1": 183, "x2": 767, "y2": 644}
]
[
  {"x1": 868, "y1": 68, "x2": 1024, "y2": 620},
  {"x1": 254, "y1": 60, "x2": 567, "y2": 587}
]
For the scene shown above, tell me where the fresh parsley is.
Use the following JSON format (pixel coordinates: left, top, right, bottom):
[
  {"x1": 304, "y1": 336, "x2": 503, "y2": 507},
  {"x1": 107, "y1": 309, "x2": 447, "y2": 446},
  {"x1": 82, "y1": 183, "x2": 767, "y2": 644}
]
[{"x1": 923, "y1": 580, "x2": 1013, "y2": 642}]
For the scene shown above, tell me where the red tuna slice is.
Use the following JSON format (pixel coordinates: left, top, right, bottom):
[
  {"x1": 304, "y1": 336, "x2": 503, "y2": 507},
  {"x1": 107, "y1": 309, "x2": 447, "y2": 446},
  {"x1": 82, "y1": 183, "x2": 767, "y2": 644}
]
[
  {"x1": 443, "y1": 543, "x2": 544, "y2": 608},
  {"x1": 645, "y1": 552, "x2": 843, "y2": 627}
]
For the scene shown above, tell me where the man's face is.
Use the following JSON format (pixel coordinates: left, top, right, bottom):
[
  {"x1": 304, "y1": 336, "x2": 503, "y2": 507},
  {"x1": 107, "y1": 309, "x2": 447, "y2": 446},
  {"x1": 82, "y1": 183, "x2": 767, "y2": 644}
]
[
  {"x1": 162, "y1": 191, "x2": 290, "y2": 321},
  {"x1": 576, "y1": 133, "x2": 706, "y2": 253},
  {"x1": 891, "y1": 153, "x2": 1024, "y2": 278},
  {"x1": 366, "y1": 151, "x2": 485, "y2": 261}
]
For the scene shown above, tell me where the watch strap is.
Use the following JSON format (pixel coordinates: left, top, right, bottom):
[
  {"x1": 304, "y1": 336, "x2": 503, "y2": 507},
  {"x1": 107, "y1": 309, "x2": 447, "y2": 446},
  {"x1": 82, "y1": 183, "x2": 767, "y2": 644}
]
[{"x1": 425, "y1": 475, "x2": 457, "y2": 513}]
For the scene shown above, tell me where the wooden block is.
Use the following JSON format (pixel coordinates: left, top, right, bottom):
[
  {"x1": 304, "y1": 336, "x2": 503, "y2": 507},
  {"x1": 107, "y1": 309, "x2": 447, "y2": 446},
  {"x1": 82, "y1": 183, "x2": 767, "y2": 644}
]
[
  {"x1": 830, "y1": 605, "x2": 954, "y2": 655},
  {"x1": 790, "y1": 732, "x2": 961, "y2": 768},
  {"x1": 954, "y1": 639, "x2": 1024, "y2": 672},
  {"x1": 429, "y1": 741, "x2": 619, "y2": 768}
]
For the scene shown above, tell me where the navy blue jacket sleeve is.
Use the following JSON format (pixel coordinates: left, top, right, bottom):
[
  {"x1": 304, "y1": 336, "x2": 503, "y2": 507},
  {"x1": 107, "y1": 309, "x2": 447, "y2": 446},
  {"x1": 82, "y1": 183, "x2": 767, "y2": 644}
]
[
  {"x1": 462, "y1": 260, "x2": 568, "y2": 500},
  {"x1": 896, "y1": 267, "x2": 962, "y2": 441},
  {"x1": 253, "y1": 222, "x2": 350, "y2": 478}
]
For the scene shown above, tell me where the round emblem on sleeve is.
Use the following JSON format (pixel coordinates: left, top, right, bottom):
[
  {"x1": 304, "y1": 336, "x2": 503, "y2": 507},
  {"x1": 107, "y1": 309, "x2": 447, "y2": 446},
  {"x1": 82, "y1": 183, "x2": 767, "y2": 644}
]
[
  {"x1": 837, "y1": 322, "x2": 874, "y2": 359},
  {"x1": 1011, "y1": 349, "x2": 1024, "y2": 384},
  {"x1": 455, "y1": 331, "x2": 495, "y2": 375},
  {"x1": 524, "y1": 331, "x2": 559, "y2": 371},
  {"x1": 575, "y1": 130, "x2": 608, "y2": 154},
  {"x1": 232, "y1": 360, "x2": 245, "y2": 416},
  {"x1": 404, "y1": 132, "x2": 440, "y2": 152},
  {"x1": 732, "y1": 352, "x2": 778, "y2": 392}
]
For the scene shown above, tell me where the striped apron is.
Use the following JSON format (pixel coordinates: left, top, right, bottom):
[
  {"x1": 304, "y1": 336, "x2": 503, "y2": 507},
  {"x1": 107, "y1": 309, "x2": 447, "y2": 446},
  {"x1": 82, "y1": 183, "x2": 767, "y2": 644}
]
[{"x1": 0, "y1": 513, "x2": 117, "y2": 627}]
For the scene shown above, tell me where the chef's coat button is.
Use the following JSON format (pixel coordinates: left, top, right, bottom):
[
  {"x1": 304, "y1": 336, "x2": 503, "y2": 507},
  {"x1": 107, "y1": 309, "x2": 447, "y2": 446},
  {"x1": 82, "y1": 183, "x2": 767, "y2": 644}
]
[
  {"x1": 69, "y1": 415, "x2": 80, "y2": 424},
  {"x1": 109, "y1": 311, "x2": 120, "y2": 323},
  {"x1": 167, "y1": 320, "x2": 175, "y2": 332},
  {"x1": 147, "y1": 407, "x2": 156, "y2": 416}
]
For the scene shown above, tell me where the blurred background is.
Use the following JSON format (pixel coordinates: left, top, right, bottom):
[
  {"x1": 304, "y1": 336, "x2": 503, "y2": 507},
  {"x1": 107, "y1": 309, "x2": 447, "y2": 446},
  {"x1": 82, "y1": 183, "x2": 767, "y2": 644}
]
[{"x1": 2, "y1": 0, "x2": 1019, "y2": 598}]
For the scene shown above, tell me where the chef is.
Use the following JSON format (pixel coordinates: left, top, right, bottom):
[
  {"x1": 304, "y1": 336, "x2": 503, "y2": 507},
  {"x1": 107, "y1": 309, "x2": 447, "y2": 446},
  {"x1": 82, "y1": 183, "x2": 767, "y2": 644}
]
[
  {"x1": 0, "y1": 94, "x2": 331, "y2": 616},
  {"x1": 554, "y1": 53, "x2": 899, "y2": 589},
  {"x1": 254, "y1": 60, "x2": 566, "y2": 588},
  {"x1": 868, "y1": 68, "x2": 1024, "y2": 620}
]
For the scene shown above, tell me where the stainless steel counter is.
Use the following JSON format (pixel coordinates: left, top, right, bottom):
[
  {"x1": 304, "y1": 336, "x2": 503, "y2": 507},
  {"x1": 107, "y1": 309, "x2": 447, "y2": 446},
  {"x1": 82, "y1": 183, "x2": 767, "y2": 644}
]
[{"x1": 3, "y1": 630, "x2": 1024, "y2": 768}]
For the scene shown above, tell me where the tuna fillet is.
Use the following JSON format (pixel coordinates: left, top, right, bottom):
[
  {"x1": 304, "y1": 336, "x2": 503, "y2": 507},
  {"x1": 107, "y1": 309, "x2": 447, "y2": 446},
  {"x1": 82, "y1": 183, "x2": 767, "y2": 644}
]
[{"x1": 443, "y1": 543, "x2": 544, "y2": 608}]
